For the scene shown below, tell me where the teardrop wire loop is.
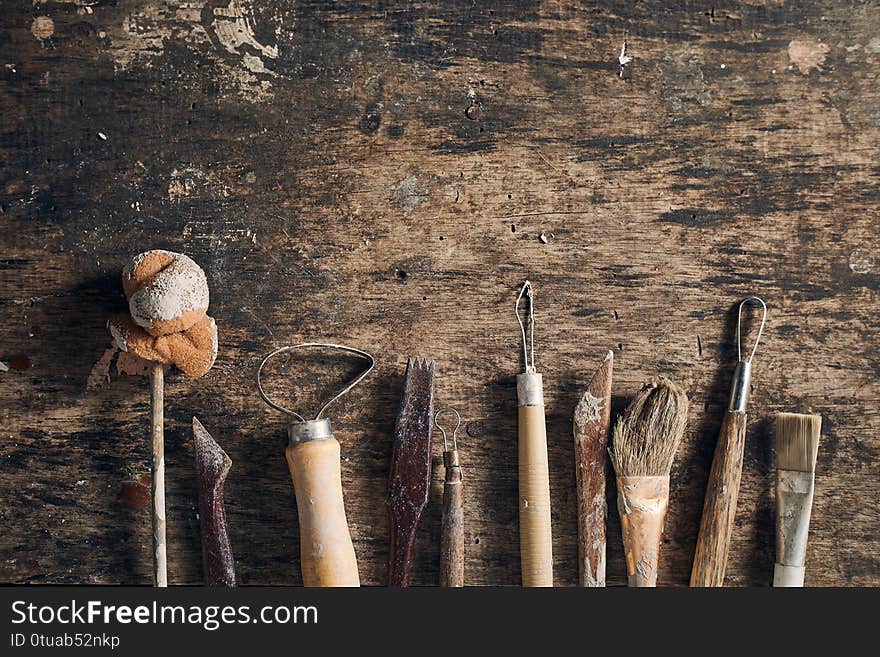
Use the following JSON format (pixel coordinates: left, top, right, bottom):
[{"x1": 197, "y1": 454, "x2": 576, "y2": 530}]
[
  {"x1": 515, "y1": 280, "x2": 536, "y2": 373},
  {"x1": 736, "y1": 296, "x2": 767, "y2": 364},
  {"x1": 434, "y1": 407, "x2": 462, "y2": 452},
  {"x1": 257, "y1": 343, "x2": 375, "y2": 422}
]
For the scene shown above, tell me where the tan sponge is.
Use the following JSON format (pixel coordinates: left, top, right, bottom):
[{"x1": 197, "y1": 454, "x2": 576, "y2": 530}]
[{"x1": 108, "y1": 250, "x2": 217, "y2": 379}]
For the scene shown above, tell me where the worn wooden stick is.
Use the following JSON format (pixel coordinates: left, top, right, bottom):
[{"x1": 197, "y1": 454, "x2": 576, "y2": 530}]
[
  {"x1": 690, "y1": 410, "x2": 747, "y2": 586},
  {"x1": 149, "y1": 362, "x2": 167, "y2": 587},
  {"x1": 440, "y1": 449, "x2": 464, "y2": 587},
  {"x1": 573, "y1": 350, "x2": 613, "y2": 587}
]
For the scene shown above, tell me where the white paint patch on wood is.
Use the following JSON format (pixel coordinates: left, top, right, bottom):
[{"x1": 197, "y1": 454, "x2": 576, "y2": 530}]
[
  {"x1": 788, "y1": 39, "x2": 830, "y2": 74},
  {"x1": 391, "y1": 175, "x2": 430, "y2": 217},
  {"x1": 31, "y1": 16, "x2": 54, "y2": 41},
  {"x1": 108, "y1": 1, "x2": 280, "y2": 103},
  {"x1": 849, "y1": 250, "x2": 874, "y2": 274}
]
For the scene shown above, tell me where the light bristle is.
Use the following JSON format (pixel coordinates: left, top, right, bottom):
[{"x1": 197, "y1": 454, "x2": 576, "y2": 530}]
[
  {"x1": 610, "y1": 378, "x2": 689, "y2": 476},
  {"x1": 776, "y1": 412, "x2": 821, "y2": 472}
]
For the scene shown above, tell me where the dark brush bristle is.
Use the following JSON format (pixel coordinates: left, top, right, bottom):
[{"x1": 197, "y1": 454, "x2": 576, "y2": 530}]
[
  {"x1": 776, "y1": 412, "x2": 821, "y2": 473},
  {"x1": 610, "y1": 378, "x2": 689, "y2": 477}
]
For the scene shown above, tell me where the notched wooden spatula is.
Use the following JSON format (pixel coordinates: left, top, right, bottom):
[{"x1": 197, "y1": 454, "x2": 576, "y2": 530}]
[{"x1": 388, "y1": 358, "x2": 435, "y2": 587}]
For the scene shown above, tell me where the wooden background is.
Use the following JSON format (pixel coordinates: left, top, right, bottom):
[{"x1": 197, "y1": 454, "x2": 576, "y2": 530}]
[{"x1": 1, "y1": 0, "x2": 877, "y2": 587}]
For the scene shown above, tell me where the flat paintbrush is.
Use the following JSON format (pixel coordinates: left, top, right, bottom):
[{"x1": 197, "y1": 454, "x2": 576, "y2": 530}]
[
  {"x1": 774, "y1": 412, "x2": 822, "y2": 587},
  {"x1": 610, "y1": 378, "x2": 689, "y2": 587}
]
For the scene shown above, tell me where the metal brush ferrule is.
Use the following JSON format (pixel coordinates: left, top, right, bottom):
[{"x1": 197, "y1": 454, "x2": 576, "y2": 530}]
[
  {"x1": 517, "y1": 371, "x2": 544, "y2": 406},
  {"x1": 728, "y1": 361, "x2": 752, "y2": 412},
  {"x1": 443, "y1": 449, "x2": 460, "y2": 470},
  {"x1": 288, "y1": 418, "x2": 333, "y2": 445}
]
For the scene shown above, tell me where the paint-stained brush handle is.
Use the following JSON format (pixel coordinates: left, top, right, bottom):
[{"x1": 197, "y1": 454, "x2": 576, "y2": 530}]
[
  {"x1": 440, "y1": 450, "x2": 464, "y2": 587},
  {"x1": 518, "y1": 372, "x2": 553, "y2": 587},
  {"x1": 286, "y1": 435, "x2": 360, "y2": 587},
  {"x1": 691, "y1": 410, "x2": 748, "y2": 587}
]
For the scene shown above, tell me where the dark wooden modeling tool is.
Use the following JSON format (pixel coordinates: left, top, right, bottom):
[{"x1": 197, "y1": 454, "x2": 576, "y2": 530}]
[
  {"x1": 192, "y1": 416, "x2": 236, "y2": 587},
  {"x1": 573, "y1": 350, "x2": 613, "y2": 587},
  {"x1": 258, "y1": 343, "x2": 374, "y2": 587},
  {"x1": 691, "y1": 297, "x2": 767, "y2": 587},
  {"x1": 387, "y1": 358, "x2": 435, "y2": 587},
  {"x1": 436, "y1": 408, "x2": 464, "y2": 587}
]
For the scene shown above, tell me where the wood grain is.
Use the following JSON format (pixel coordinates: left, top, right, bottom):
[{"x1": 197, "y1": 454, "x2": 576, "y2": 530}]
[
  {"x1": 691, "y1": 410, "x2": 747, "y2": 587},
  {"x1": 0, "y1": 0, "x2": 878, "y2": 586}
]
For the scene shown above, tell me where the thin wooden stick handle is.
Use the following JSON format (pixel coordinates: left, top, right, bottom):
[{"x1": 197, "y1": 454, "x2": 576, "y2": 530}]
[
  {"x1": 518, "y1": 403, "x2": 553, "y2": 586},
  {"x1": 690, "y1": 410, "x2": 748, "y2": 587},
  {"x1": 149, "y1": 363, "x2": 167, "y2": 588},
  {"x1": 440, "y1": 456, "x2": 464, "y2": 587},
  {"x1": 286, "y1": 438, "x2": 360, "y2": 587}
]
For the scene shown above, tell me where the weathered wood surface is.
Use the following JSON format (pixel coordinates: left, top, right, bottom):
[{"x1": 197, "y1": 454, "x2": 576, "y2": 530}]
[{"x1": 1, "y1": 0, "x2": 878, "y2": 586}]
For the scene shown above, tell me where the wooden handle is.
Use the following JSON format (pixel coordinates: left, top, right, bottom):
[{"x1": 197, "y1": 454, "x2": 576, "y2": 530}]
[
  {"x1": 440, "y1": 458, "x2": 464, "y2": 587},
  {"x1": 573, "y1": 352, "x2": 612, "y2": 587},
  {"x1": 518, "y1": 404, "x2": 553, "y2": 586},
  {"x1": 286, "y1": 438, "x2": 360, "y2": 587},
  {"x1": 617, "y1": 476, "x2": 669, "y2": 587},
  {"x1": 149, "y1": 363, "x2": 167, "y2": 588},
  {"x1": 690, "y1": 410, "x2": 748, "y2": 587}
]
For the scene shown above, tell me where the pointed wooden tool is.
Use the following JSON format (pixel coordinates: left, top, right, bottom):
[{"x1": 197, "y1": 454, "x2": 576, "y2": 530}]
[
  {"x1": 193, "y1": 417, "x2": 236, "y2": 587},
  {"x1": 573, "y1": 350, "x2": 613, "y2": 587},
  {"x1": 387, "y1": 358, "x2": 435, "y2": 587}
]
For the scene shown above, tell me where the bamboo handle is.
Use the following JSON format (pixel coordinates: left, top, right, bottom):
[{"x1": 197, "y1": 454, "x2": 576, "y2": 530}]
[
  {"x1": 518, "y1": 404, "x2": 553, "y2": 586},
  {"x1": 690, "y1": 410, "x2": 748, "y2": 587},
  {"x1": 285, "y1": 438, "x2": 360, "y2": 587},
  {"x1": 440, "y1": 456, "x2": 464, "y2": 587}
]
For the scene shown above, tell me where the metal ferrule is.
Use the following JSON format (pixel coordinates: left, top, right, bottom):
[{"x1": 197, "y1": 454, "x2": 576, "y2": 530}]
[
  {"x1": 517, "y1": 371, "x2": 544, "y2": 407},
  {"x1": 443, "y1": 450, "x2": 460, "y2": 470},
  {"x1": 288, "y1": 418, "x2": 333, "y2": 445},
  {"x1": 728, "y1": 361, "x2": 752, "y2": 412}
]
